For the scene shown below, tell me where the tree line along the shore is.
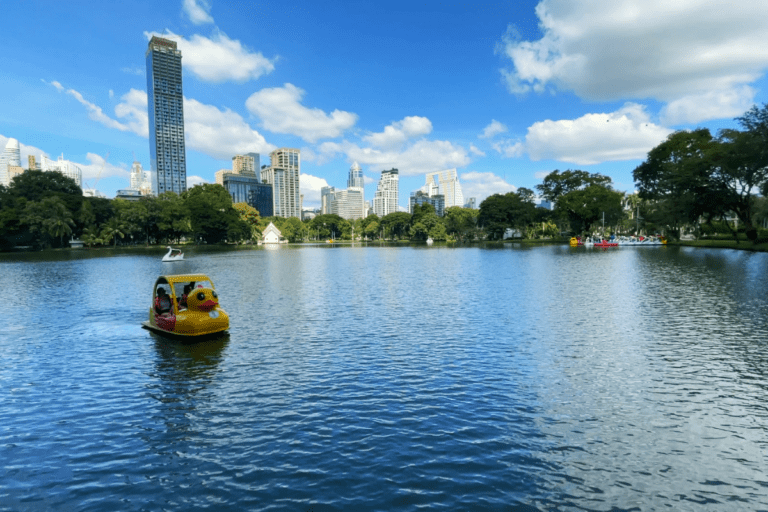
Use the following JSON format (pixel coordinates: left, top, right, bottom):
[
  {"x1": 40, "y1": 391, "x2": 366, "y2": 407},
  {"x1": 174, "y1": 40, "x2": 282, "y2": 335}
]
[{"x1": 2, "y1": 104, "x2": 768, "y2": 250}]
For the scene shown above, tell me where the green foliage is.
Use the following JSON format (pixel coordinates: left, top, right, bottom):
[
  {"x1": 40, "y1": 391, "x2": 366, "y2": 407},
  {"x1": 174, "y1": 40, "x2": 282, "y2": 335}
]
[
  {"x1": 478, "y1": 191, "x2": 536, "y2": 240},
  {"x1": 536, "y1": 170, "x2": 611, "y2": 203},
  {"x1": 310, "y1": 214, "x2": 349, "y2": 240},
  {"x1": 379, "y1": 211, "x2": 411, "y2": 239},
  {"x1": 535, "y1": 170, "x2": 623, "y2": 235},
  {"x1": 183, "y1": 184, "x2": 248, "y2": 244},
  {"x1": 443, "y1": 206, "x2": 478, "y2": 241},
  {"x1": 634, "y1": 106, "x2": 768, "y2": 242},
  {"x1": 233, "y1": 202, "x2": 261, "y2": 241}
]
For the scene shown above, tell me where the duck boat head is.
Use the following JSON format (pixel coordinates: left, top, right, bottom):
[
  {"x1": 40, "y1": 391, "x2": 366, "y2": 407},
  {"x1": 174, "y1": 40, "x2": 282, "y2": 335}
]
[{"x1": 142, "y1": 273, "x2": 229, "y2": 338}]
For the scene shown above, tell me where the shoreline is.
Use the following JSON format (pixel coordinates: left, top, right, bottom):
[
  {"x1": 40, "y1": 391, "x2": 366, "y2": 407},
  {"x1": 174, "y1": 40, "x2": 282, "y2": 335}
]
[{"x1": 6, "y1": 238, "x2": 768, "y2": 254}]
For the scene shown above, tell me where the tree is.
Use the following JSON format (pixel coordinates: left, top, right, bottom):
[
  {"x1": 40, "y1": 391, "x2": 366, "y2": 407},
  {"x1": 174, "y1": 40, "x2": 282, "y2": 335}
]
[
  {"x1": 157, "y1": 192, "x2": 190, "y2": 243},
  {"x1": 184, "y1": 184, "x2": 249, "y2": 244},
  {"x1": 443, "y1": 206, "x2": 479, "y2": 241},
  {"x1": 310, "y1": 214, "x2": 348, "y2": 240},
  {"x1": 379, "y1": 212, "x2": 411, "y2": 239},
  {"x1": 101, "y1": 216, "x2": 126, "y2": 247},
  {"x1": 536, "y1": 170, "x2": 611, "y2": 203},
  {"x1": 280, "y1": 216, "x2": 306, "y2": 242},
  {"x1": 43, "y1": 197, "x2": 76, "y2": 246},
  {"x1": 233, "y1": 202, "x2": 261, "y2": 241},
  {"x1": 633, "y1": 124, "x2": 768, "y2": 242},
  {"x1": 478, "y1": 191, "x2": 536, "y2": 240},
  {"x1": 359, "y1": 214, "x2": 380, "y2": 240},
  {"x1": 537, "y1": 170, "x2": 623, "y2": 235}
]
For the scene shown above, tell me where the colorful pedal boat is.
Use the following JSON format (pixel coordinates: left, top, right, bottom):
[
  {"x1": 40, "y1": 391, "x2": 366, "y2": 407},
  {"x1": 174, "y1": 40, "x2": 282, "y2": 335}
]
[{"x1": 142, "y1": 273, "x2": 229, "y2": 338}]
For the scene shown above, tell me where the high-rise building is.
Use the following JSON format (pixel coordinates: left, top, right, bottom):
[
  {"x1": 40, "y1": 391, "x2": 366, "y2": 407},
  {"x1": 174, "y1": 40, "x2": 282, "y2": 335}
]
[
  {"x1": 319, "y1": 161, "x2": 367, "y2": 220},
  {"x1": 410, "y1": 190, "x2": 445, "y2": 216},
  {"x1": 464, "y1": 197, "x2": 477, "y2": 209},
  {"x1": 146, "y1": 36, "x2": 186, "y2": 195},
  {"x1": 130, "y1": 161, "x2": 152, "y2": 195},
  {"x1": 0, "y1": 138, "x2": 21, "y2": 186},
  {"x1": 321, "y1": 186, "x2": 365, "y2": 220},
  {"x1": 28, "y1": 155, "x2": 40, "y2": 170},
  {"x1": 425, "y1": 169, "x2": 464, "y2": 209},
  {"x1": 232, "y1": 154, "x2": 258, "y2": 177},
  {"x1": 222, "y1": 173, "x2": 272, "y2": 214},
  {"x1": 321, "y1": 186, "x2": 335, "y2": 214},
  {"x1": 215, "y1": 169, "x2": 231, "y2": 185},
  {"x1": 373, "y1": 168, "x2": 399, "y2": 217},
  {"x1": 40, "y1": 154, "x2": 82, "y2": 188},
  {"x1": 347, "y1": 161, "x2": 363, "y2": 189},
  {"x1": 260, "y1": 148, "x2": 300, "y2": 218}
]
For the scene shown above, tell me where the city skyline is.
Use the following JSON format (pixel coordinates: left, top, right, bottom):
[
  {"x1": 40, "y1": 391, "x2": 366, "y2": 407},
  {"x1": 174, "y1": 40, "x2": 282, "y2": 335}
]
[{"x1": 3, "y1": 1, "x2": 768, "y2": 209}]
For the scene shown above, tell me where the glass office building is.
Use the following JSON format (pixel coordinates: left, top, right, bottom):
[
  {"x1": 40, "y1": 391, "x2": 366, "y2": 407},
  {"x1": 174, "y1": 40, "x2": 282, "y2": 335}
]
[
  {"x1": 222, "y1": 174, "x2": 274, "y2": 218},
  {"x1": 146, "y1": 36, "x2": 186, "y2": 195}
]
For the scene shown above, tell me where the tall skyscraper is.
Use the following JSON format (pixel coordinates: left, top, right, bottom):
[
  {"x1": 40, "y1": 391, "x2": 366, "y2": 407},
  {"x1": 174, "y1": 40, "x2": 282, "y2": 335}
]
[
  {"x1": 0, "y1": 138, "x2": 21, "y2": 186},
  {"x1": 347, "y1": 161, "x2": 363, "y2": 189},
  {"x1": 146, "y1": 36, "x2": 186, "y2": 195},
  {"x1": 425, "y1": 169, "x2": 464, "y2": 209},
  {"x1": 373, "y1": 168, "x2": 399, "y2": 217},
  {"x1": 260, "y1": 148, "x2": 300, "y2": 218}
]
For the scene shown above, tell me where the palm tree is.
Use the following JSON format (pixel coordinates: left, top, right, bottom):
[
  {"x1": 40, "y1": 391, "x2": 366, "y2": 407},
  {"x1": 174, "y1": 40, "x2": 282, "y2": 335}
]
[
  {"x1": 101, "y1": 217, "x2": 126, "y2": 247},
  {"x1": 43, "y1": 198, "x2": 76, "y2": 247}
]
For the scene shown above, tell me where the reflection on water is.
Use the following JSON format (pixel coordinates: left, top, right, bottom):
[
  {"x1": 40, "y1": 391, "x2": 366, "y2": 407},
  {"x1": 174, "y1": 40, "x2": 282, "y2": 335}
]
[{"x1": 1, "y1": 245, "x2": 767, "y2": 511}]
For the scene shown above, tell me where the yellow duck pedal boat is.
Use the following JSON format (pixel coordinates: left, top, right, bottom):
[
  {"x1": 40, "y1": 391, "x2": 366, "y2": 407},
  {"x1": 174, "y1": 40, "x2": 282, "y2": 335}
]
[{"x1": 141, "y1": 273, "x2": 229, "y2": 339}]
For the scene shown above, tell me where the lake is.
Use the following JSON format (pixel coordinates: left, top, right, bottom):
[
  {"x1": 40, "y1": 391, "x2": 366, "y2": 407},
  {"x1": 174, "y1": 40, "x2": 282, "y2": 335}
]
[{"x1": 1, "y1": 244, "x2": 767, "y2": 511}]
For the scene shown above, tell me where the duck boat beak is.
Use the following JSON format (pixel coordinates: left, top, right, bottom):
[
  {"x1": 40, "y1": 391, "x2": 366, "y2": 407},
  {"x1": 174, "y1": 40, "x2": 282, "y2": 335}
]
[{"x1": 198, "y1": 300, "x2": 217, "y2": 312}]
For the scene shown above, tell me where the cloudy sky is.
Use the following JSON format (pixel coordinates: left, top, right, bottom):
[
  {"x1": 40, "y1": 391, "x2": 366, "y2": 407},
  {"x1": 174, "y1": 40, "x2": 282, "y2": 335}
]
[{"x1": 3, "y1": 0, "x2": 768, "y2": 208}]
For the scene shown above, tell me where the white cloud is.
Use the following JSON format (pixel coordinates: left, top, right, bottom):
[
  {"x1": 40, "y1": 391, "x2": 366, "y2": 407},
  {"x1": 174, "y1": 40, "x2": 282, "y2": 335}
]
[
  {"x1": 183, "y1": 0, "x2": 213, "y2": 25},
  {"x1": 469, "y1": 144, "x2": 486, "y2": 157},
  {"x1": 184, "y1": 97, "x2": 275, "y2": 159},
  {"x1": 114, "y1": 88, "x2": 149, "y2": 137},
  {"x1": 479, "y1": 120, "x2": 508, "y2": 139},
  {"x1": 525, "y1": 103, "x2": 672, "y2": 165},
  {"x1": 534, "y1": 171, "x2": 552, "y2": 180},
  {"x1": 306, "y1": 120, "x2": 471, "y2": 176},
  {"x1": 79, "y1": 153, "x2": 130, "y2": 184},
  {"x1": 338, "y1": 139, "x2": 471, "y2": 177},
  {"x1": 246, "y1": 83, "x2": 357, "y2": 142},
  {"x1": 52, "y1": 82, "x2": 274, "y2": 161},
  {"x1": 491, "y1": 139, "x2": 524, "y2": 158},
  {"x1": 660, "y1": 85, "x2": 756, "y2": 125},
  {"x1": 50, "y1": 80, "x2": 134, "y2": 133},
  {"x1": 362, "y1": 116, "x2": 432, "y2": 148},
  {"x1": 460, "y1": 171, "x2": 516, "y2": 204},
  {"x1": 187, "y1": 175, "x2": 208, "y2": 187},
  {"x1": 144, "y1": 30, "x2": 275, "y2": 83},
  {"x1": 299, "y1": 173, "x2": 330, "y2": 208},
  {"x1": 498, "y1": 0, "x2": 768, "y2": 122}
]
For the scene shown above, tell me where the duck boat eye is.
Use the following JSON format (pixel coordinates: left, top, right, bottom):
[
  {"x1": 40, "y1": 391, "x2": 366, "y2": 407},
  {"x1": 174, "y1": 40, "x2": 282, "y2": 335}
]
[{"x1": 197, "y1": 292, "x2": 206, "y2": 301}]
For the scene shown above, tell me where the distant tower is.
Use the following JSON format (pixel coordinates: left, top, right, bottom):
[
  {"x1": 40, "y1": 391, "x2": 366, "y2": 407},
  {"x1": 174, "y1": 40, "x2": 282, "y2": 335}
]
[
  {"x1": 425, "y1": 169, "x2": 464, "y2": 209},
  {"x1": 232, "y1": 154, "x2": 257, "y2": 178},
  {"x1": 0, "y1": 138, "x2": 21, "y2": 186},
  {"x1": 373, "y1": 168, "x2": 399, "y2": 217},
  {"x1": 39, "y1": 154, "x2": 83, "y2": 188},
  {"x1": 146, "y1": 36, "x2": 186, "y2": 195},
  {"x1": 260, "y1": 148, "x2": 301, "y2": 218},
  {"x1": 130, "y1": 161, "x2": 152, "y2": 195},
  {"x1": 347, "y1": 161, "x2": 363, "y2": 189}
]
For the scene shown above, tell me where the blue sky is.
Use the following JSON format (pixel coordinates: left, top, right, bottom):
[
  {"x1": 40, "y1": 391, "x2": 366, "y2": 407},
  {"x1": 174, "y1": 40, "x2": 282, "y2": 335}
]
[{"x1": 3, "y1": 0, "x2": 768, "y2": 209}]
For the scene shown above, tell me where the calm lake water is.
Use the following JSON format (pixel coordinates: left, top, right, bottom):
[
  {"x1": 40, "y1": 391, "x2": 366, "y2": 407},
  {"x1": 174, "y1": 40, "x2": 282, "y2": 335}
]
[{"x1": 1, "y1": 244, "x2": 767, "y2": 511}]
